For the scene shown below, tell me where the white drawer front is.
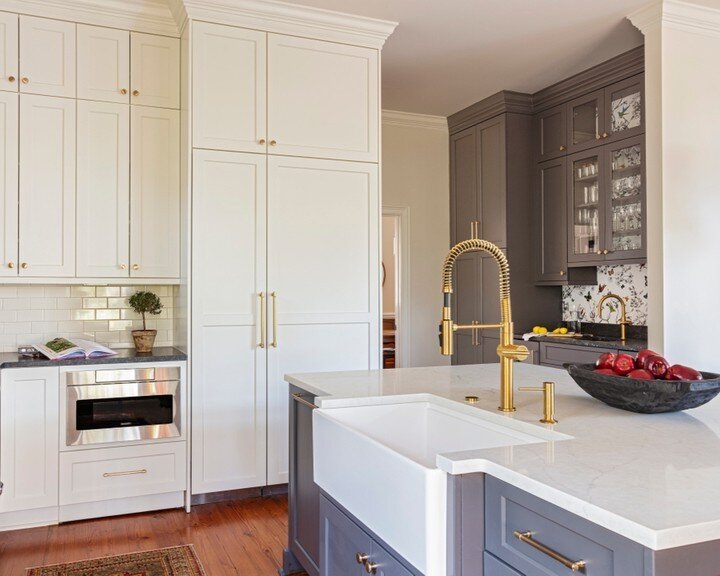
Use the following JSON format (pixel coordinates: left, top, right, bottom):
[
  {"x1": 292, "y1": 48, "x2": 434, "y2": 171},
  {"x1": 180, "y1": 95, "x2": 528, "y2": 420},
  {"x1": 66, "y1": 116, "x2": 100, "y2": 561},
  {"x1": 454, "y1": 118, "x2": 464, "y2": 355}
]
[{"x1": 60, "y1": 442, "x2": 186, "y2": 505}]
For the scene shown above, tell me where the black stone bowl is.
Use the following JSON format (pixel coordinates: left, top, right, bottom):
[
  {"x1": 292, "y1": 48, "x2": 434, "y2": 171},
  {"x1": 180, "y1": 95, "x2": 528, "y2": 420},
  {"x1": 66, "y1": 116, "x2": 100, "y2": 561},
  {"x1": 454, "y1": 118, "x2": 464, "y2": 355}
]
[{"x1": 566, "y1": 363, "x2": 720, "y2": 413}]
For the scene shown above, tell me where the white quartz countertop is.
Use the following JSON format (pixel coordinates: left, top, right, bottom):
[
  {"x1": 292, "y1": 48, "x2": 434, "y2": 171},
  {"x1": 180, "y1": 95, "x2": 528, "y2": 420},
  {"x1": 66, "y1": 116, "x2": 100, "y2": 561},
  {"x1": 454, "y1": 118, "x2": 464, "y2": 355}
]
[{"x1": 286, "y1": 363, "x2": 720, "y2": 551}]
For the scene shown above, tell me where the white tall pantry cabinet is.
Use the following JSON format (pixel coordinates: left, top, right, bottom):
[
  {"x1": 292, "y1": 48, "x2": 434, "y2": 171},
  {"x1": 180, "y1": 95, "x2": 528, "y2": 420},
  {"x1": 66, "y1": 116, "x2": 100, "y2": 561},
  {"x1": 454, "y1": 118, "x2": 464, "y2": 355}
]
[{"x1": 189, "y1": 10, "x2": 394, "y2": 494}]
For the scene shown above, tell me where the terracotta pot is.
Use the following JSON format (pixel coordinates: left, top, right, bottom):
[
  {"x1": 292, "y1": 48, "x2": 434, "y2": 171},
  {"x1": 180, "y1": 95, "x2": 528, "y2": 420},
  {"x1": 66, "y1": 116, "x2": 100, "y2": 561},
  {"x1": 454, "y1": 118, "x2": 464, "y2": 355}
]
[{"x1": 132, "y1": 330, "x2": 157, "y2": 353}]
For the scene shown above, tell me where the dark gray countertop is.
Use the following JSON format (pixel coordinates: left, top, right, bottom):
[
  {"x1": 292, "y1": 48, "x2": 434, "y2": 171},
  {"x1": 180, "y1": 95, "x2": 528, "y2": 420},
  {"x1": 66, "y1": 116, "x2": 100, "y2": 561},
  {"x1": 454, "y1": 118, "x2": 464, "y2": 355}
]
[
  {"x1": 0, "y1": 346, "x2": 187, "y2": 369},
  {"x1": 536, "y1": 335, "x2": 647, "y2": 352}
]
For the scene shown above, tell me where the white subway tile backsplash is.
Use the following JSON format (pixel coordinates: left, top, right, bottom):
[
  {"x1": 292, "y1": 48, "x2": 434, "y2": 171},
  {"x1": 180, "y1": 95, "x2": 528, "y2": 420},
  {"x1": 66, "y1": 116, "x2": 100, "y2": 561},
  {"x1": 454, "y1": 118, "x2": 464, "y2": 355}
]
[{"x1": 0, "y1": 285, "x2": 176, "y2": 352}]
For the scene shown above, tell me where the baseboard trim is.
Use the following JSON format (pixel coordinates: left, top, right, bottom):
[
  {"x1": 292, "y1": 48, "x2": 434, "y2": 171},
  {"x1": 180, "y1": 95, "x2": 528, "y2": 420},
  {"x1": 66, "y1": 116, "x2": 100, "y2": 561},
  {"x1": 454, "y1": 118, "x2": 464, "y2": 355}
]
[{"x1": 191, "y1": 484, "x2": 288, "y2": 505}]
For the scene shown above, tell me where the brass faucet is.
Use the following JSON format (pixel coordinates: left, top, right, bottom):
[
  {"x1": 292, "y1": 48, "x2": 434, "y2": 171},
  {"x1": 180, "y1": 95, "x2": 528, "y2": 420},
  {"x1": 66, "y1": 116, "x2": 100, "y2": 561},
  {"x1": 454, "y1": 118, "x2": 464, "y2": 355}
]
[
  {"x1": 439, "y1": 239, "x2": 529, "y2": 412},
  {"x1": 597, "y1": 293, "x2": 631, "y2": 342}
]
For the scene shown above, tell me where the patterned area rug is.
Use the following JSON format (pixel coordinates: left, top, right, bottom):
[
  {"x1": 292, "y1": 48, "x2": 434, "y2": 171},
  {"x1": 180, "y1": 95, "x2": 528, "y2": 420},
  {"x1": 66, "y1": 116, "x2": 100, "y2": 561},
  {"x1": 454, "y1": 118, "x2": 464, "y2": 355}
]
[{"x1": 26, "y1": 545, "x2": 206, "y2": 576}]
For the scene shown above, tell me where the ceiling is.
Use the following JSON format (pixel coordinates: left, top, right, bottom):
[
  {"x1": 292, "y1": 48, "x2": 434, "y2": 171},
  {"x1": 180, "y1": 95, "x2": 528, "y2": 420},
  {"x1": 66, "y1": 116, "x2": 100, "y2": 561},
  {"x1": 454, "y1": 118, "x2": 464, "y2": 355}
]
[{"x1": 276, "y1": 0, "x2": 647, "y2": 117}]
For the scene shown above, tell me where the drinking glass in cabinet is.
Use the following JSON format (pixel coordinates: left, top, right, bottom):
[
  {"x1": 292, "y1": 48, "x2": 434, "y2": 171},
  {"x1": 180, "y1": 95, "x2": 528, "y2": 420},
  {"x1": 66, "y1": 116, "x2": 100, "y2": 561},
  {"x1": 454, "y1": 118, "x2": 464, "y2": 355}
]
[
  {"x1": 572, "y1": 100, "x2": 600, "y2": 146},
  {"x1": 610, "y1": 144, "x2": 643, "y2": 253},
  {"x1": 572, "y1": 157, "x2": 600, "y2": 255}
]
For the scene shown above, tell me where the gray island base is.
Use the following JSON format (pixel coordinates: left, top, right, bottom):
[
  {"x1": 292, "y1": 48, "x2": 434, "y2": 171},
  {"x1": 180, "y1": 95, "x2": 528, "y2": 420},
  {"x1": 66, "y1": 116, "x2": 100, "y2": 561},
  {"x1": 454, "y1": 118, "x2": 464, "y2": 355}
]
[{"x1": 282, "y1": 364, "x2": 720, "y2": 576}]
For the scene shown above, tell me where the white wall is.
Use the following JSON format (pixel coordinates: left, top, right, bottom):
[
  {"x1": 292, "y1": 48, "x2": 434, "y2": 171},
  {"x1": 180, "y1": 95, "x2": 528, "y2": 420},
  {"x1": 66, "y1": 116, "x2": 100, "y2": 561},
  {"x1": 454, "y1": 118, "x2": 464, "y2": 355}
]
[
  {"x1": 382, "y1": 111, "x2": 449, "y2": 368},
  {"x1": 629, "y1": 0, "x2": 720, "y2": 370}
]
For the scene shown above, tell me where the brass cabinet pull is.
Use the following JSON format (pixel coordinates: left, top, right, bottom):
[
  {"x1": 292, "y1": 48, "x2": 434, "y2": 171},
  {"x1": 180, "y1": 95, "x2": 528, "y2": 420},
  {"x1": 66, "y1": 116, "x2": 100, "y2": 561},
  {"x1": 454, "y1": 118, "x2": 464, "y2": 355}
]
[
  {"x1": 292, "y1": 392, "x2": 317, "y2": 410},
  {"x1": 258, "y1": 138, "x2": 266, "y2": 145},
  {"x1": 364, "y1": 562, "x2": 378, "y2": 574},
  {"x1": 132, "y1": 89, "x2": 139, "y2": 96},
  {"x1": 21, "y1": 262, "x2": 27, "y2": 269},
  {"x1": 258, "y1": 292, "x2": 266, "y2": 348},
  {"x1": 7, "y1": 75, "x2": 15, "y2": 83},
  {"x1": 602, "y1": 249, "x2": 609, "y2": 255},
  {"x1": 120, "y1": 88, "x2": 128, "y2": 95},
  {"x1": 559, "y1": 270, "x2": 565, "y2": 276},
  {"x1": 103, "y1": 468, "x2": 147, "y2": 478},
  {"x1": 21, "y1": 77, "x2": 28, "y2": 84},
  {"x1": 120, "y1": 263, "x2": 127, "y2": 270},
  {"x1": 602, "y1": 132, "x2": 609, "y2": 138},
  {"x1": 132, "y1": 264, "x2": 140, "y2": 270},
  {"x1": 469, "y1": 220, "x2": 480, "y2": 240},
  {"x1": 270, "y1": 292, "x2": 278, "y2": 347},
  {"x1": 513, "y1": 530, "x2": 586, "y2": 572},
  {"x1": 7, "y1": 262, "x2": 13, "y2": 269},
  {"x1": 355, "y1": 552, "x2": 368, "y2": 565},
  {"x1": 269, "y1": 139, "x2": 277, "y2": 146},
  {"x1": 559, "y1": 145, "x2": 566, "y2": 151},
  {"x1": 596, "y1": 250, "x2": 602, "y2": 255}
]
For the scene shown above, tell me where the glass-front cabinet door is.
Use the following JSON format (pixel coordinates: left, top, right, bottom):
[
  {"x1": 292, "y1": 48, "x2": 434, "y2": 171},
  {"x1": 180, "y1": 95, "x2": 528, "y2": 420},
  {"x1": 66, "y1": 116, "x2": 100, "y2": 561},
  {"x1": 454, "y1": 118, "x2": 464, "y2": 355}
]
[
  {"x1": 567, "y1": 151, "x2": 604, "y2": 263},
  {"x1": 604, "y1": 136, "x2": 646, "y2": 260},
  {"x1": 605, "y1": 75, "x2": 644, "y2": 143},
  {"x1": 567, "y1": 90, "x2": 602, "y2": 153}
]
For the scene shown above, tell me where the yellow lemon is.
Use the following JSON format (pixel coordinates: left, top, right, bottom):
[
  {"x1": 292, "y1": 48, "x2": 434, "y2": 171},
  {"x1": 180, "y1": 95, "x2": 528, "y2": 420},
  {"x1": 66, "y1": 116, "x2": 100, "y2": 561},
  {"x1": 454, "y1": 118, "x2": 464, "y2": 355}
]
[
  {"x1": 552, "y1": 328, "x2": 561, "y2": 334},
  {"x1": 559, "y1": 327, "x2": 568, "y2": 334},
  {"x1": 532, "y1": 326, "x2": 541, "y2": 334},
  {"x1": 537, "y1": 327, "x2": 548, "y2": 335}
]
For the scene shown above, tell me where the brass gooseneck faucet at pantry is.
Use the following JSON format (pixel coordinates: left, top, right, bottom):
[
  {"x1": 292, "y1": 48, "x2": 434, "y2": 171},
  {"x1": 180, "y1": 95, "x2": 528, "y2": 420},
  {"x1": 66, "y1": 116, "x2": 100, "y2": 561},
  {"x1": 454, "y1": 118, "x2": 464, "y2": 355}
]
[
  {"x1": 597, "y1": 292, "x2": 631, "y2": 342},
  {"x1": 440, "y1": 239, "x2": 529, "y2": 412}
]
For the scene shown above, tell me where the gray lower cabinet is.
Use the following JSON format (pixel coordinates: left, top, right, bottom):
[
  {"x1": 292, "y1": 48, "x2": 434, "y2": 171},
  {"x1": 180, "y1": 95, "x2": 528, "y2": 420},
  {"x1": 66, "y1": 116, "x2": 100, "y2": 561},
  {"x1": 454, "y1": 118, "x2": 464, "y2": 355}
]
[
  {"x1": 320, "y1": 494, "x2": 418, "y2": 576},
  {"x1": 538, "y1": 342, "x2": 628, "y2": 367},
  {"x1": 283, "y1": 385, "x2": 320, "y2": 576},
  {"x1": 485, "y1": 477, "x2": 645, "y2": 575},
  {"x1": 484, "y1": 552, "x2": 522, "y2": 576}
]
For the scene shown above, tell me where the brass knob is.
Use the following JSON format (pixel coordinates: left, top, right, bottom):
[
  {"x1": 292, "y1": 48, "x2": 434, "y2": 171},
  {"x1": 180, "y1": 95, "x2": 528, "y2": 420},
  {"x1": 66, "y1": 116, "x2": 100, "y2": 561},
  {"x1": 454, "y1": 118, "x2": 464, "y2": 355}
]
[
  {"x1": 559, "y1": 270, "x2": 565, "y2": 276},
  {"x1": 21, "y1": 262, "x2": 28, "y2": 269},
  {"x1": 355, "y1": 553, "x2": 368, "y2": 565},
  {"x1": 132, "y1": 264, "x2": 139, "y2": 270},
  {"x1": 269, "y1": 140, "x2": 277, "y2": 146},
  {"x1": 21, "y1": 77, "x2": 28, "y2": 84},
  {"x1": 120, "y1": 263, "x2": 127, "y2": 270},
  {"x1": 258, "y1": 138, "x2": 266, "y2": 145},
  {"x1": 365, "y1": 562, "x2": 378, "y2": 574},
  {"x1": 596, "y1": 250, "x2": 602, "y2": 255},
  {"x1": 603, "y1": 249, "x2": 609, "y2": 255},
  {"x1": 8, "y1": 75, "x2": 15, "y2": 83},
  {"x1": 120, "y1": 88, "x2": 128, "y2": 95},
  {"x1": 7, "y1": 262, "x2": 14, "y2": 268},
  {"x1": 132, "y1": 90, "x2": 139, "y2": 96},
  {"x1": 602, "y1": 132, "x2": 609, "y2": 138},
  {"x1": 559, "y1": 145, "x2": 566, "y2": 151}
]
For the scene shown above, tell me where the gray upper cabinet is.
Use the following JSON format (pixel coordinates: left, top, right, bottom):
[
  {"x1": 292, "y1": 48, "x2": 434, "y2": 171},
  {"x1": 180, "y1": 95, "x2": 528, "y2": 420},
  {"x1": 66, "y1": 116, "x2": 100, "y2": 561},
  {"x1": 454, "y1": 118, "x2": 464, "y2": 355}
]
[
  {"x1": 566, "y1": 88, "x2": 604, "y2": 154},
  {"x1": 477, "y1": 117, "x2": 507, "y2": 248},
  {"x1": 450, "y1": 126, "x2": 479, "y2": 245},
  {"x1": 534, "y1": 104, "x2": 566, "y2": 162},
  {"x1": 534, "y1": 158, "x2": 567, "y2": 284}
]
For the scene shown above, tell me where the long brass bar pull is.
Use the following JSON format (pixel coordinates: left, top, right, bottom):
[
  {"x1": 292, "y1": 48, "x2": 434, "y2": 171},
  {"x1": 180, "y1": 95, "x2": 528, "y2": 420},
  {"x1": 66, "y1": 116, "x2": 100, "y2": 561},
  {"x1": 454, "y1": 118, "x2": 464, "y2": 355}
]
[
  {"x1": 103, "y1": 469, "x2": 147, "y2": 478},
  {"x1": 513, "y1": 531, "x2": 586, "y2": 572},
  {"x1": 270, "y1": 292, "x2": 278, "y2": 348},
  {"x1": 292, "y1": 392, "x2": 317, "y2": 410},
  {"x1": 258, "y1": 292, "x2": 266, "y2": 348}
]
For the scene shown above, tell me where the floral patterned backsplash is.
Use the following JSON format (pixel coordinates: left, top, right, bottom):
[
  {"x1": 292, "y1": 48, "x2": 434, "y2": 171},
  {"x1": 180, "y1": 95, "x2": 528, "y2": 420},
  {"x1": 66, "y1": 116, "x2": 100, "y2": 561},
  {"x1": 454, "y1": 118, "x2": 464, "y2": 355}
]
[{"x1": 562, "y1": 264, "x2": 648, "y2": 326}]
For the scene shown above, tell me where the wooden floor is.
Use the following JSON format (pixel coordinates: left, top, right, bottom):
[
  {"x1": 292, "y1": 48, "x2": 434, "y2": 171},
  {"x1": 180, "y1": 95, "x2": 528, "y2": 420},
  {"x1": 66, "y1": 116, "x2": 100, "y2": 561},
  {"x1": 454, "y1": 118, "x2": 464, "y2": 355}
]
[{"x1": 0, "y1": 496, "x2": 293, "y2": 575}]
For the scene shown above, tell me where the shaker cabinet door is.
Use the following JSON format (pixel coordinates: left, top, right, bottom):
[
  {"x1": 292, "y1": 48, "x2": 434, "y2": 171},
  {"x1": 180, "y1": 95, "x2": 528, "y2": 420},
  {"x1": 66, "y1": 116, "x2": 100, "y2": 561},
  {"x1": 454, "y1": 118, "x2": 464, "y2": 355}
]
[
  {"x1": 77, "y1": 25, "x2": 130, "y2": 104},
  {"x1": 0, "y1": 367, "x2": 59, "y2": 514},
  {"x1": 0, "y1": 12, "x2": 18, "y2": 93},
  {"x1": 535, "y1": 104, "x2": 567, "y2": 162},
  {"x1": 450, "y1": 126, "x2": 479, "y2": 245},
  {"x1": 19, "y1": 16, "x2": 76, "y2": 98},
  {"x1": 192, "y1": 22, "x2": 266, "y2": 153},
  {"x1": 19, "y1": 95, "x2": 76, "y2": 277},
  {"x1": 0, "y1": 91, "x2": 17, "y2": 277},
  {"x1": 129, "y1": 106, "x2": 179, "y2": 278},
  {"x1": 320, "y1": 495, "x2": 372, "y2": 576},
  {"x1": 130, "y1": 32, "x2": 180, "y2": 109},
  {"x1": 534, "y1": 158, "x2": 567, "y2": 283},
  {"x1": 267, "y1": 34, "x2": 378, "y2": 162},
  {"x1": 76, "y1": 100, "x2": 130, "y2": 277}
]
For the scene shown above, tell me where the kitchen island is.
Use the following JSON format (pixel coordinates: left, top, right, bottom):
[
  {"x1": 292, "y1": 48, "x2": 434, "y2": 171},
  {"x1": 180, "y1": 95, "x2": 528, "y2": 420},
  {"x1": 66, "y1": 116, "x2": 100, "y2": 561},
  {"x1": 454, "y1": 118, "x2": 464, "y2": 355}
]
[{"x1": 283, "y1": 363, "x2": 720, "y2": 576}]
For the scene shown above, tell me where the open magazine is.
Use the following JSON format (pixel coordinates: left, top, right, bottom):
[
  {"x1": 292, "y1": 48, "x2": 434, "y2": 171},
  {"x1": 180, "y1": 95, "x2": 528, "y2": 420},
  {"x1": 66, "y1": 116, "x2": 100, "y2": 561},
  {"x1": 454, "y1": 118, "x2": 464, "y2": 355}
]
[{"x1": 34, "y1": 338, "x2": 117, "y2": 360}]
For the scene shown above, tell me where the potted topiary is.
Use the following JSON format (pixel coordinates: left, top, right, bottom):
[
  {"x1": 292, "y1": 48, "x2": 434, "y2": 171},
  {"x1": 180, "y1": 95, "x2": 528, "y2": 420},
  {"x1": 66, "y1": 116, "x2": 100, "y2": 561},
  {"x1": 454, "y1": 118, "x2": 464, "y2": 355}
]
[{"x1": 128, "y1": 290, "x2": 163, "y2": 353}]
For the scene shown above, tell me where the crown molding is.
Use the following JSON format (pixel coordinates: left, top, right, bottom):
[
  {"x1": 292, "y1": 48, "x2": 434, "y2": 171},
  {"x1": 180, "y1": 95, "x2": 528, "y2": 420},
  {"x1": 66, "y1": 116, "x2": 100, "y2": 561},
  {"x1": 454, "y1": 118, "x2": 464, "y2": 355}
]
[
  {"x1": 0, "y1": 0, "x2": 180, "y2": 36},
  {"x1": 382, "y1": 110, "x2": 448, "y2": 131},
  {"x1": 180, "y1": 0, "x2": 397, "y2": 48},
  {"x1": 448, "y1": 91, "x2": 533, "y2": 134},
  {"x1": 629, "y1": 0, "x2": 720, "y2": 38},
  {"x1": 167, "y1": 0, "x2": 188, "y2": 33}
]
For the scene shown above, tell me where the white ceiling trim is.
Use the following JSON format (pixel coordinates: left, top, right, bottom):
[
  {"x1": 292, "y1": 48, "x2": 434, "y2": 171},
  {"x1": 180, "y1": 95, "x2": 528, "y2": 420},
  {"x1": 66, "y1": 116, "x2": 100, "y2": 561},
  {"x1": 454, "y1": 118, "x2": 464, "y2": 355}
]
[
  {"x1": 0, "y1": 0, "x2": 180, "y2": 36},
  {"x1": 179, "y1": 0, "x2": 397, "y2": 48},
  {"x1": 629, "y1": 0, "x2": 720, "y2": 38},
  {"x1": 382, "y1": 110, "x2": 448, "y2": 132}
]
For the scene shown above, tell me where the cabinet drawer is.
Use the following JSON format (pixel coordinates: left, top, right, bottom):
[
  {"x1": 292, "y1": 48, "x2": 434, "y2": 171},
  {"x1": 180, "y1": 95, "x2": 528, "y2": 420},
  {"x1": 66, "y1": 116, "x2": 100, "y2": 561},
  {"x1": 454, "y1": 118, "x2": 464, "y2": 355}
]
[
  {"x1": 539, "y1": 342, "x2": 616, "y2": 367},
  {"x1": 486, "y1": 477, "x2": 644, "y2": 576},
  {"x1": 60, "y1": 442, "x2": 186, "y2": 505},
  {"x1": 484, "y1": 552, "x2": 521, "y2": 576}
]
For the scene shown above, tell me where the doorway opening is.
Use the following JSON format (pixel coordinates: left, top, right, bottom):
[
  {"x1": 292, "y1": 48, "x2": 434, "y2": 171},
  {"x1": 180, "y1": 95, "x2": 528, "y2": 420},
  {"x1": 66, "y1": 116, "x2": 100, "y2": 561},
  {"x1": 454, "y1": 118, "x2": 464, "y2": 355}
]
[{"x1": 381, "y1": 208, "x2": 408, "y2": 369}]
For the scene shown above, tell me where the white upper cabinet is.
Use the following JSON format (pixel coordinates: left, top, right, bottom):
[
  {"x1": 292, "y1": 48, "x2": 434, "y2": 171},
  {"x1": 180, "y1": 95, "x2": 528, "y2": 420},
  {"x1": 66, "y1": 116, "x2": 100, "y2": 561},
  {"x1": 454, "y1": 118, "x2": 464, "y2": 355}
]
[
  {"x1": 130, "y1": 106, "x2": 180, "y2": 278},
  {"x1": 0, "y1": 13, "x2": 18, "y2": 92},
  {"x1": 192, "y1": 22, "x2": 266, "y2": 153},
  {"x1": 19, "y1": 16, "x2": 76, "y2": 98},
  {"x1": 77, "y1": 100, "x2": 130, "y2": 277},
  {"x1": 130, "y1": 32, "x2": 180, "y2": 109},
  {"x1": 267, "y1": 34, "x2": 378, "y2": 162},
  {"x1": 19, "y1": 95, "x2": 75, "y2": 277},
  {"x1": 0, "y1": 92, "x2": 17, "y2": 277},
  {"x1": 77, "y1": 25, "x2": 130, "y2": 104}
]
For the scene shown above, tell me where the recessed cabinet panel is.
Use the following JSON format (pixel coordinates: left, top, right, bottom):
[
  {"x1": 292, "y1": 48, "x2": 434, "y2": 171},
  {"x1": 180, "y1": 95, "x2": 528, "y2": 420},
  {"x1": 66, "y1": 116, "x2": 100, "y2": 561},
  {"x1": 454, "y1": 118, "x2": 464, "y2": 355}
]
[
  {"x1": 77, "y1": 25, "x2": 130, "y2": 104},
  {"x1": 19, "y1": 16, "x2": 76, "y2": 98},
  {"x1": 192, "y1": 22, "x2": 266, "y2": 153},
  {"x1": 130, "y1": 106, "x2": 180, "y2": 278},
  {"x1": 535, "y1": 158, "x2": 567, "y2": 283},
  {"x1": 0, "y1": 12, "x2": 18, "y2": 93},
  {"x1": 130, "y1": 32, "x2": 180, "y2": 109},
  {"x1": 19, "y1": 95, "x2": 75, "y2": 277},
  {"x1": 0, "y1": 367, "x2": 59, "y2": 513},
  {"x1": 267, "y1": 34, "x2": 378, "y2": 162},
  {"x1": 76, "y1": 101, "x2": 130, "y2": 277},
  {"x1": 478, "y1": 117, "x2": 507, "y2": 247},
  {"x1": 535, "y1": 104, "x2": 566, "y2": 161},
  {"x1": 0, "y1": 91, "x2": 17, "y2": 277},
  {"x1": 450, "y1": 126, "x2": 479, "y2": 244}
]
